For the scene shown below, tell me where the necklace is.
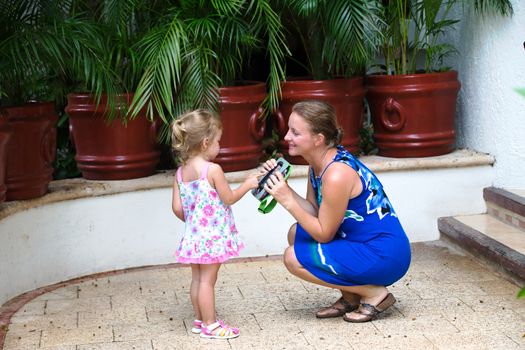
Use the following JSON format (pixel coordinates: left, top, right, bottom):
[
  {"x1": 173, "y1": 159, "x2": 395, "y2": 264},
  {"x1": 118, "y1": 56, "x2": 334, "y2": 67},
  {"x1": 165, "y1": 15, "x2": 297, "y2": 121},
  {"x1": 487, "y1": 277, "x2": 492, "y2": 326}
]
[{"x1": 315, "y1": 147, "x2": 333, "y2": 179}]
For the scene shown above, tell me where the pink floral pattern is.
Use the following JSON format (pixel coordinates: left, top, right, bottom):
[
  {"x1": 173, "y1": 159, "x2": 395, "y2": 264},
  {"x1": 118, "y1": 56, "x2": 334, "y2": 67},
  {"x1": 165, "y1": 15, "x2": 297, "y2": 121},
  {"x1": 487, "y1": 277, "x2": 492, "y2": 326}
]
[{"x1": 175, "y1": 171, "x2": 244, "y2": 264}]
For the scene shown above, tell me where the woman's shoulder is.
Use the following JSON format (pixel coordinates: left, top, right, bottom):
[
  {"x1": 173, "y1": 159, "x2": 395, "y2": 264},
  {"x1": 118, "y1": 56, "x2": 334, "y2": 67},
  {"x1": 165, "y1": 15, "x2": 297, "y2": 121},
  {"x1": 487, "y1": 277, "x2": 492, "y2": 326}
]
[{"x1": 334, "y1": 146, "x2": 360, "y2": 168}]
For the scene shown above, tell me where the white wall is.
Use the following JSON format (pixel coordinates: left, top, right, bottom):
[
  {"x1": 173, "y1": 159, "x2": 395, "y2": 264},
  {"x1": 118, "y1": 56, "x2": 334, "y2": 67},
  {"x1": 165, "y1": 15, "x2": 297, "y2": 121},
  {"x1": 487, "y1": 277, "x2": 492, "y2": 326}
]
[
  {"x1": 447, "y1": 1, "x2": 525, "y2": 188},
  {"x1": 0, "y1": 164, "x2": 493, "y2": 305}
]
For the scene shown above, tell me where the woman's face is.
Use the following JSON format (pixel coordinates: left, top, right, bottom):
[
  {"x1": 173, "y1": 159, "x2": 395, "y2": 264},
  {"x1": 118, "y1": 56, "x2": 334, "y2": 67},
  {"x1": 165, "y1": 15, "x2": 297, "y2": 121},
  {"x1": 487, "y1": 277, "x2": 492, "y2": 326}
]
[{"x1": 284, "y1": 112, "x2": 316, "y2": 156}]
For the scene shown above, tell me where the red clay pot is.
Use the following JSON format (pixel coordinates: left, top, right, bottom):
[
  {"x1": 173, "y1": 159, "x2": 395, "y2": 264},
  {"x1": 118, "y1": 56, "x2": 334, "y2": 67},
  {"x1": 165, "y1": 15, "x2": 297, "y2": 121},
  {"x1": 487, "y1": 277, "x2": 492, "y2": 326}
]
[
  {"x1": 2, "y1": 102, "x2": 57, "y2": 200},
  {"x1": 65, "y1": 93, "x2": 160, "y2": 180},
  {"x1": 366, "y1": 71, "x2": 461, "y2": 158},
  {"x1": 217, "y1": 82, "x2": 266, "y2": 172},
  {"x1": 274, "y1": 77, "x2": 366, "y2": 164},
  {"x1": 0, "y1": 117, "x2": 12, "y2": 203}
]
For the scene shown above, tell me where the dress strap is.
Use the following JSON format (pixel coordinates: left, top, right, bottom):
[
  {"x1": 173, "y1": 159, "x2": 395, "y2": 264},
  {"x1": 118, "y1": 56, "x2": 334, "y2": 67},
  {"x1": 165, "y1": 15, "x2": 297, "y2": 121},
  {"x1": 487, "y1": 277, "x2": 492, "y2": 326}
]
[
  {"x1": 201, "y1": 162, "x2": 210, "y2": 179},
  {"x1": 318, "y1": 160, "x2": 336, "y2": 180},
  {"x1": 176, "y1": 167, "x2": 183, "y2": 182}
]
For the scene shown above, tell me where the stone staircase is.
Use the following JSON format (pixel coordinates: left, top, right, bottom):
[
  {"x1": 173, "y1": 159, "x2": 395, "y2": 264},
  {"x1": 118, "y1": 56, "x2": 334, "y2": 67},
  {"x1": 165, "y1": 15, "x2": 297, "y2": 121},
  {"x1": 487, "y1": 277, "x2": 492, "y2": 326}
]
[{"x1": 438, "y1": 187, "x2": 525, "y2": 284}]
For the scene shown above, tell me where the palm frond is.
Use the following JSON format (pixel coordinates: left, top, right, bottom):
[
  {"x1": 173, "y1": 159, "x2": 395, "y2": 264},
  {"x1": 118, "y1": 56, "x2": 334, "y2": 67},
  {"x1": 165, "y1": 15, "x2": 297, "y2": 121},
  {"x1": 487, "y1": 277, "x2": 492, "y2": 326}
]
[
  {"x1": 130, "y1": 13, "x2": 188, "y2": 122},
  {"x1": 473, "y1": 0, "x2": 513, "y2": 16}
]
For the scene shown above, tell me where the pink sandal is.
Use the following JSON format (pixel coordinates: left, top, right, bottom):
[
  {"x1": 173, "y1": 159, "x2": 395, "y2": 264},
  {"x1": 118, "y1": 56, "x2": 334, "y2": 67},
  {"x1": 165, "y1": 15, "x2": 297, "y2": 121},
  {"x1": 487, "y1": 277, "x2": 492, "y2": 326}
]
[
  {"x1": 191, "y1": 319, "x2": 202, "y2": 334},
  {"x1": 200, "y1": 320, "x2": 239, "y2": 339}
]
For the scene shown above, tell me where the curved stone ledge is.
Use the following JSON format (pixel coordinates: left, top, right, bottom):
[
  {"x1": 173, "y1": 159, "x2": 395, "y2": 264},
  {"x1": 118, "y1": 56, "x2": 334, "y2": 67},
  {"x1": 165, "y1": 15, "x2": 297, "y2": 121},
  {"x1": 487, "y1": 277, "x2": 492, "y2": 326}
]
[
  {"x1": 0, "y1": 148, "x2": 495, "y2": 307},
  {"x1": 0, "y1": 148, "x2": 493, "y2": 221}
]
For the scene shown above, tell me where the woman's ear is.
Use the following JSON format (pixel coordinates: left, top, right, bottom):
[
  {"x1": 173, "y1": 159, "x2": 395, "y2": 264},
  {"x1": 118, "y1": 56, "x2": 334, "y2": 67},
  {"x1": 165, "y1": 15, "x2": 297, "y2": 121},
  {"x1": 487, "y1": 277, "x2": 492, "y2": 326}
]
[{"x1": 314, "y1": 133, "x2": 325, "y2": 147}]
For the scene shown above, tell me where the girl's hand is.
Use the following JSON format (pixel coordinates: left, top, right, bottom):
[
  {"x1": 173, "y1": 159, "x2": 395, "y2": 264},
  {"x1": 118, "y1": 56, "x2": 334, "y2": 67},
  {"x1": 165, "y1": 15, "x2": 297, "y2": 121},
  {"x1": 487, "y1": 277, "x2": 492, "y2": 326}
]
[
  {"x1": 244, "y1": 171, "x2": 260, "y2": 190},
  {"x1": 263, "y1": 169, "x2": 293, "y2": 208}
]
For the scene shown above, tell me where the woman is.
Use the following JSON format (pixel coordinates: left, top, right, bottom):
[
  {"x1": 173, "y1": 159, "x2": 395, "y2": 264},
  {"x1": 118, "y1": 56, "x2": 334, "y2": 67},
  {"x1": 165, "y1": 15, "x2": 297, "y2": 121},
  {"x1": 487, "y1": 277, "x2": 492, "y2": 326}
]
[{"x1": 262, "y1": 100, "x2": 411, "y2": 322}]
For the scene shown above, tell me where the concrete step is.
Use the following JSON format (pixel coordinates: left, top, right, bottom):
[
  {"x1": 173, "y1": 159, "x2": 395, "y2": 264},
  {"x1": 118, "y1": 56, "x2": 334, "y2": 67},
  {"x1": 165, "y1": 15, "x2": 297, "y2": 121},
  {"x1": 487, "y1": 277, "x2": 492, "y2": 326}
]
[
  {"x1": 438, "y1": 214, "x2": 525, "y2": 283},
  {"x1": 484, "y1": 187, "x2": 525, "y2": 230}
]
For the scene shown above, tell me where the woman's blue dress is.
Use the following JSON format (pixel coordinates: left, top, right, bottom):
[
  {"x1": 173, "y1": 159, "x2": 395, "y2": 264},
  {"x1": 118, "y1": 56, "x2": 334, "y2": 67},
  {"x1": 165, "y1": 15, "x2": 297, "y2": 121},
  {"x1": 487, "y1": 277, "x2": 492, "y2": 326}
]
[{"x1": 294, "y1": 146, "x2": 411, "y2": 286}]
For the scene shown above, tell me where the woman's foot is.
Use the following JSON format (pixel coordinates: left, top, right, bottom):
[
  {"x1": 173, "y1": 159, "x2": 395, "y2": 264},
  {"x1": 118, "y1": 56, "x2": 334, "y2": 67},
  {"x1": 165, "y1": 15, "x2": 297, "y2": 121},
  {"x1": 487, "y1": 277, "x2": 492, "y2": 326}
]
[
  {"x1": 316, "y1": 296, "x2": 359, "y2": 318},
  {"x1": 343, "y1": 293, "x2": 396, "y2": 323},
  {"x1": 200, "y1": 320, "x2": 240, "y2": 339}
]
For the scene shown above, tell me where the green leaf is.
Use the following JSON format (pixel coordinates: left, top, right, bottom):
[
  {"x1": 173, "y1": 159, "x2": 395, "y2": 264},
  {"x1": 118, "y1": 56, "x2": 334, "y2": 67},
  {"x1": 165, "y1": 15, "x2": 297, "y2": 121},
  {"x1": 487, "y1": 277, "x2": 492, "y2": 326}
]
[{"x1": 518, "y1": 286, "x2": 525, "y2": 299}]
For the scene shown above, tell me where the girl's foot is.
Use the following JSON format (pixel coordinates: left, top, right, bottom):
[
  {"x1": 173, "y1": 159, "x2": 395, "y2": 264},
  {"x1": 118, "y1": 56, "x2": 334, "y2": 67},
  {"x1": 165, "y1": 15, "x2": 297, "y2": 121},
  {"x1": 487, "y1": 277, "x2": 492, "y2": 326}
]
[
  {"x1": 191, "y1": 319, "x2": 203, "y2": 334},
  {"x1": 200, "y1": 320, "x2": 240, "y2": 339}
]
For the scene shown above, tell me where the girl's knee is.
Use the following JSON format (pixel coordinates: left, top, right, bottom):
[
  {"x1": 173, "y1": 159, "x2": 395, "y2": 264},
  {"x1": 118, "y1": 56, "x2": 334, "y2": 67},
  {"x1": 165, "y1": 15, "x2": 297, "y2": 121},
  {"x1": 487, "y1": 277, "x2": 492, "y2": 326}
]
[{"x1": 287, "y1": 223, "x2": 297, "y2": 246}]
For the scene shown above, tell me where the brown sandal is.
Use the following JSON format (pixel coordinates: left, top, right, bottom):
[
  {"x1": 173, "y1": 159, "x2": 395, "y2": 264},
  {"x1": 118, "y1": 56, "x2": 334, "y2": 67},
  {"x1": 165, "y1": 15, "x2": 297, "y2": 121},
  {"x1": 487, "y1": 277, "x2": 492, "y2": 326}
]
[
  {"x1": 316, "y1": 297, "x2": 358, "y2": 319},
  {"x1": 343, "y1": 293, "x2": 396, "y2": 323}
]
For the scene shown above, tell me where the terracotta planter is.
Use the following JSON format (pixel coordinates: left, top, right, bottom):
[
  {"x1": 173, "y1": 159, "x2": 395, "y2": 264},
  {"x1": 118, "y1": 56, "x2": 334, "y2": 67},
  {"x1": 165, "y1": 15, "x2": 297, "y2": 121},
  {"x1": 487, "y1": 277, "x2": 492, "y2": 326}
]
[
  {"x1": 65, "y1": 93, "x2": 160, "y2": 180},
  {"x1": 366, "y1": 71, "x2": 461, "y2": 158},
  {"x1": 2, "y1": 102, "x2": 57, "y2": 200},
  {"x1": 0, "y1": 117, "x2": 12, "y2": 203},
  {"x1": 274, "y1": 77, "x2": 365, "y2": 164},
  {"x1": 216, "y1": 82, "x2": 266, "y2": 172}
]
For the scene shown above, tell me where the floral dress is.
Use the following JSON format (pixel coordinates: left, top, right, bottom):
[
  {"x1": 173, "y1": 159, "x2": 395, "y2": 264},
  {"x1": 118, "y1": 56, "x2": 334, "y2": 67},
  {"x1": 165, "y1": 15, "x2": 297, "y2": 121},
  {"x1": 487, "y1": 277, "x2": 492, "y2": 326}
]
[
  {"x1": 175, "y1": 163, "x2": 244, "y2": 264},
  {"x1": 294, "y1": 146, "x2": 411, "y2": 286}
]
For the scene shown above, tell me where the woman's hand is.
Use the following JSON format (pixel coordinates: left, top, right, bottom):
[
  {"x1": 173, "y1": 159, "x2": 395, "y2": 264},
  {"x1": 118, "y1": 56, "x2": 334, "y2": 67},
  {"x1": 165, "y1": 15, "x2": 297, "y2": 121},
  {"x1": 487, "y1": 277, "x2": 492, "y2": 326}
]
[
  {"x1": 263, "y1": 169, "x2": 293, "y2": 209},
  {"x1": 261, "y1": 159, "x2": 278, "y2": 173}
]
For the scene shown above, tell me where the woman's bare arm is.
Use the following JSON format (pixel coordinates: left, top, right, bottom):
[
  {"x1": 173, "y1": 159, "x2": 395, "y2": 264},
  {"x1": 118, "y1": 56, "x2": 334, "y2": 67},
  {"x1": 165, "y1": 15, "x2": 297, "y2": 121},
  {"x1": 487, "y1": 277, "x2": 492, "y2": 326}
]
[{"x1": 266, "y1": 163, "x2": 360, "y2": 243}]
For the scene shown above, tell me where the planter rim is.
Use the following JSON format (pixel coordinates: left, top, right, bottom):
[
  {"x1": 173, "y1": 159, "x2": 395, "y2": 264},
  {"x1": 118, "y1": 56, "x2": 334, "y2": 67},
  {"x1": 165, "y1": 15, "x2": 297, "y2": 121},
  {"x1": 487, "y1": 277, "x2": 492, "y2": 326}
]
[
  {"x1": 219, "y1": 81, "x2": 266, "y2": 93},
  {"x1": 284, "y1": 76, "x2": 364, "y2": 83},
  {"x1": 366, "y1": 70, "x2": 458, "y2": 82},
  {"x1": 1, "y1": 102, "x2": 56, "y2": 121}
]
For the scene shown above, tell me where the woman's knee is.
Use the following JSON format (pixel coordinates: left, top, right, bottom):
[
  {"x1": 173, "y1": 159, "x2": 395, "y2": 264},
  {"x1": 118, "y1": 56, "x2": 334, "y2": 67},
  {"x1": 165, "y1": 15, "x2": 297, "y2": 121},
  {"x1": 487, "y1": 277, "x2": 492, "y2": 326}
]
[
  {"x1": 283, "y1": 246, "x2": 300, "y2": 273},
  {"x1": 287, "y1": 223, "x2": 297, "y2": 246}
]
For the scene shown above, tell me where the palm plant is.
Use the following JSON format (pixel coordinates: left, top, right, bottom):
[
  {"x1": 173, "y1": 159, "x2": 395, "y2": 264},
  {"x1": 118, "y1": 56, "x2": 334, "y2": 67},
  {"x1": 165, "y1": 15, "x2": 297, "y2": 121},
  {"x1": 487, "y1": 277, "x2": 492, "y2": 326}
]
[
  {"x1": 378, "y1": 0, "x2": 514, "y2": 75},
  {"x1": 276, "y1": 0, "x2": 384, "y2": 80},
  {"x1": 129, "y1": 0, "x2": 289, "y2": 128},
  {"x1": 0, "y1": 0, "x2": 116, "y2": 108}
]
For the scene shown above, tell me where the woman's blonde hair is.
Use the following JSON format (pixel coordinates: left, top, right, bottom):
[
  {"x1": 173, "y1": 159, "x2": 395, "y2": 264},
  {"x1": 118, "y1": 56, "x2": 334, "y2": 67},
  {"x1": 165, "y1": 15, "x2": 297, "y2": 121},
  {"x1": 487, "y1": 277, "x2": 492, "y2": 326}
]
[
  {"x1": 171, "y1": 109, "x2": 222, "y2": 164},
  {"x1": 292, "y1": 100, "x2": 343, "y2": 147}
]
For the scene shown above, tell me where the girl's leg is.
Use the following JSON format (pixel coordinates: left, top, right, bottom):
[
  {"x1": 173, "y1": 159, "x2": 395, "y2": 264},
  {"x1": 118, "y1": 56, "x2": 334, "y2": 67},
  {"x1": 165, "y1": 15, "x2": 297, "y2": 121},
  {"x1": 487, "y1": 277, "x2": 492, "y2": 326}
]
[
  {"x1": 283, "y1": 245, "x2": 389, "y2": 305},
  {"x1": 190, "y1": 264, "x2": 202, "y2": 320},
  {"x1": 197, "y1": 263, "x2": 221, "y2": 326}
]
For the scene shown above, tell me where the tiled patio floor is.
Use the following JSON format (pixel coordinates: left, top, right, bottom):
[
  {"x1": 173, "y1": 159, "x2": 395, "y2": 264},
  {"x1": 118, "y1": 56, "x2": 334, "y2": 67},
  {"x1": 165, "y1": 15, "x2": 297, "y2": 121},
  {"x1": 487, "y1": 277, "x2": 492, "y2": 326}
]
[{"x1": 2, "y1": 240, "x2": 524, "y2": 350}]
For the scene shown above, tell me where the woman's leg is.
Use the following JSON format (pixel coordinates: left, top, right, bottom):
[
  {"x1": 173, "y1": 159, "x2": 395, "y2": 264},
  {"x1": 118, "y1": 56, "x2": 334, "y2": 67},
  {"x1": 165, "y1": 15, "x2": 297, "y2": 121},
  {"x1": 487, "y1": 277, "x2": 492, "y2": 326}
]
[
  {"x1": 283, "y1": 245, "x2": 388, "y2": 305},
  {"x1": 286, "y1": 223, "x2": 361, "y2": 306},
  {"x1": 197, "y1": 263, "x2": 221, "y2": 326},
  {"x1": 190, "y1": 264, "x2": 201, "y2": 320}
]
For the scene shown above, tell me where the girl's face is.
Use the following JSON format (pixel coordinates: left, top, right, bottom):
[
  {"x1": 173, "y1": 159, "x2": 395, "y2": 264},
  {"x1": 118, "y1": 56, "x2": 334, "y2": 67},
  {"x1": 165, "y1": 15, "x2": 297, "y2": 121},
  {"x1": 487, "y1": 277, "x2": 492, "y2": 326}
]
[
  {"x1": 204, "y1": 129, "x2": 222, "y2": 160},
  {"x1": 284, "y1": 112, "x2": 317, "y2": 156}
]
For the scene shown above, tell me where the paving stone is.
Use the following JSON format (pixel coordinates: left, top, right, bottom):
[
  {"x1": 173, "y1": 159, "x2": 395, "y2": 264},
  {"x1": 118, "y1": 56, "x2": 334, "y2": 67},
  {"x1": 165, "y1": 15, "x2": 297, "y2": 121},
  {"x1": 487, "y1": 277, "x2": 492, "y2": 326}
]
[
  {"x1": 350, "y1": 333, "x2": 435, "y2": 350},
  {"x1": 40, "y1": 325, "x2": 113, "y2": 347},
  {"x1": 238, "y1": 280, "x2": 307, "y2": 300},
  {"x1": 372, "y1": 314, "x2": 458, "y2": 336},
  {"x1": 8, "y1": 311, "x2": 78, "y2": 331},
  {"x1": 10, "y1": 300, "x2": 46, "y2": 317},
  {"x1": 112, "y1": 322, "x2": 186, "y2": 343},
  {"x1": 77, "y1": 339, "x2": 153, "y2": 350},
  {"x1": 45, "y1": 296, "x2": 111, "y2": 315},
  {"x1": 78, "y1": 305, "x2": 148, "y2": 327},
  {"x1": 2, "y1": 326, "x2": 41, "y2": 348},
  {"x1": 78, "y1": 280, "x2": 143, "y2": 299},
  {"x1": 424, "y1": 329, "x2": 522, "y2": 349}
]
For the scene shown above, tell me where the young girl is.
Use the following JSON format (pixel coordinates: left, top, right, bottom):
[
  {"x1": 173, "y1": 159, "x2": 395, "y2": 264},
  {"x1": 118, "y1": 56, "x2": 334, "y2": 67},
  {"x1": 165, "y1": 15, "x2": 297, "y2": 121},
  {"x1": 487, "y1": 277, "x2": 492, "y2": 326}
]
[{"x1": 171, "y1": 109, "x2": 259, "y2": 339}]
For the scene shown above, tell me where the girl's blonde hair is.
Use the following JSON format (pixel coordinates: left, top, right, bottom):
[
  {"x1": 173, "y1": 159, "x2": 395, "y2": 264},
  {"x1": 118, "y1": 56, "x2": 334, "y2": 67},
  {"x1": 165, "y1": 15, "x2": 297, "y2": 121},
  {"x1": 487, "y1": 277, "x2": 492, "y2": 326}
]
[
  {"x1": 292, "y1": 100, "x2": 343, "y2": 147},
  {"x1": 171, "y1": 109, "x2": 222, "y2": 164}
]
